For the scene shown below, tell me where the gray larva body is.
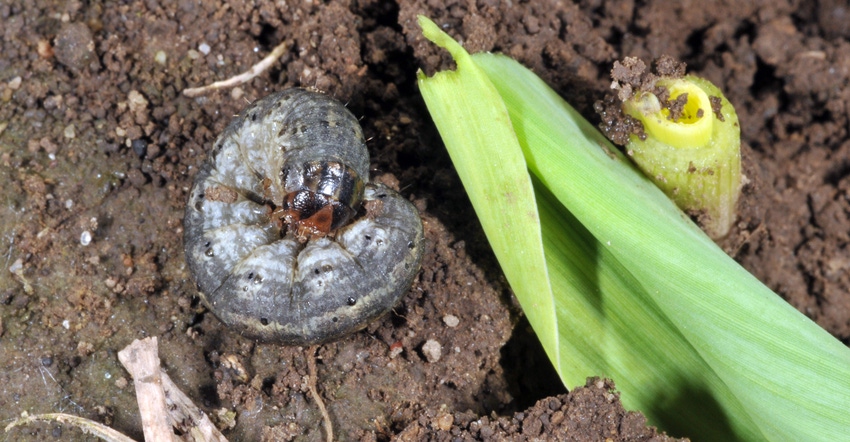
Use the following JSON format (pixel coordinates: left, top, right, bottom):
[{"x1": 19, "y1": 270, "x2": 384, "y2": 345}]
[{"x1": 183, "y1": 88, "x2": 424, "y2": 344}]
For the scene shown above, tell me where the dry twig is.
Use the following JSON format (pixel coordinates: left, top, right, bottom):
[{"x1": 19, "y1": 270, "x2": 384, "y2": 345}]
[
  {"x1": 118, "y1": 337, "x2": 229, "y2": 442},
  {"x1": 183, "y1": 40, "x2": 290, "y2": 97},
  {"x1": 117, "y1": 337, "x2": 176, "y2": 442}
]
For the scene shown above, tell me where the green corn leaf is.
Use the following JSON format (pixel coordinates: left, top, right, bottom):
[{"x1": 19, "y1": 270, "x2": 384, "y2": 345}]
[
  {"x1": 414, "y1": 17, "x2": 559, "y2": 366},
  {"x1": 417, "y1": 15, "x2": 850, "y2": 441}
]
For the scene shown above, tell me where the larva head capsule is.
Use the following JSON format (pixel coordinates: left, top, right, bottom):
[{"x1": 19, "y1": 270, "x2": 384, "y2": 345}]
[{"x1": 281, "y1": 160, "x2": 366, "y2": 241}]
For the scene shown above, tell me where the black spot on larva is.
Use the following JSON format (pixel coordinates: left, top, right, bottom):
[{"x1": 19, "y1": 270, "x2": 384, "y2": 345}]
[{"x1": 183, "y1": 88, "x2": 425, "y2": 345}]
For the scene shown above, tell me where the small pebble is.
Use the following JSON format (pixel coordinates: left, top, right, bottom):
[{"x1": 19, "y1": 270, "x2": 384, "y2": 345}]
[
  {"x1": 8, "y1": 258, "x2": 23, "y2": 274},
  {"x1": 54, "y1": 22, "x2": 95, "y2": 71},
  {"x1": 36, "y1": 40, "x2": 54, "y2": 58},
  {"x1": 442, "y1": 314, "x2": 459, "y2": 328},
  {"x1": 8, "y1": 76, "x2": 22, "y2": 90},
  {"x1": 80, "y1": 231, "x2": 92, "y2": 246},
  {"x1": 434, "y1": 412, "x2": 454, "y2": 431},
  {"x1": 388, "y1": 341, "x2": 403, "y2": 359},
  {"x1": 154, "y1": 50, "x2": 167, "y2": 65},
  {"x1": 127, "y1": 90, "x2": 148, "y2": 114},
  {"x1": 422, "y1": 339, "x2": 442, "y2": 363},
  {"x1": 40, "y1": 137, "x2": 58, "y2": 154},
  {"x1": 436, "y1": 413, "x2": 455, "y2": 431},
  {"x1": 187, "y1": 49, "x2": 200, "y2": 60},
  {"x1": 198, "y1": 43, "x2": 211, "y2": 55},
  {"x1": 131, "y1": 139, "x2": 147, "y2": 157},
  {"x1": 64, "y1": 123, "x2": 76, "y2": 139}
]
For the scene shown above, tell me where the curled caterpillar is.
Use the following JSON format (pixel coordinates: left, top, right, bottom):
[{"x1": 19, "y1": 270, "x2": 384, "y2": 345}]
[{"x1": 183, "y1": 88, "x2": 424, "y2": 345}]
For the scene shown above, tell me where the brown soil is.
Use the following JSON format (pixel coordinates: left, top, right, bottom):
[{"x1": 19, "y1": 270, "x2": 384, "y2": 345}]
[{"x1": 0, "y1": 0, "x2": 847, "y2": 441}]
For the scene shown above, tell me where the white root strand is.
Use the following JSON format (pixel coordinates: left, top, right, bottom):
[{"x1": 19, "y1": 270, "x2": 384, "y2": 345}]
[
  {"x1": 307, "y1": 345, "x2": 333, "y2": 442},
  {"x1": 183, "y1": 41, "x2": 290, "y2": 97}
]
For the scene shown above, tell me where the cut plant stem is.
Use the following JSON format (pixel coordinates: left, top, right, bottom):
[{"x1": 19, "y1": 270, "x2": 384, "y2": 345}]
[{"x1": 621, "y1": 75, "x2": 741, "y2": 239}]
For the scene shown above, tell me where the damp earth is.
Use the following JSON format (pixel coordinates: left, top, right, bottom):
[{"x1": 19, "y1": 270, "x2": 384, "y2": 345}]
[{"x1": 1, "y1": 1, "x2": 848, "y2": 440}]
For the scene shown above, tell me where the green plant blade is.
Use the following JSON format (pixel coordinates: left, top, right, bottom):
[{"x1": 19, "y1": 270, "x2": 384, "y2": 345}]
[
  {"x1": 535, "y1": 177, "x2": 760, "y2": 440},
  {"x1": 472, "y1": 52, "x2": 850, "y2": 441},
  {"x1": 416, "y1": 14, "x2": 850, "y2": 440},
  {"x1": 416, "y1": 16, "x2": 751, "y2": 440},
  {"x1": 415, "y1": 17, "x2": 559, "y2": 366}
]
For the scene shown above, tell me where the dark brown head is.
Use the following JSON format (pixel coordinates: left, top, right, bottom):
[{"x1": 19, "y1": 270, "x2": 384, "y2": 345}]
[{"x1": 281, "y1": 160, "x2": 365, "y2": 241}]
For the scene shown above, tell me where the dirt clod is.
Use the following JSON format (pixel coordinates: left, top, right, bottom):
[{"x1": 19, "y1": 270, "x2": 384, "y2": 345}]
[{"x1": 53, "y1": 22, "x2": 96, "y2": 72}]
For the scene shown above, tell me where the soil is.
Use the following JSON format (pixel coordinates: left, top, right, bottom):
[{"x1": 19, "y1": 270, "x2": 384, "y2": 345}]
[{"x1": 0, "y1": 0, "x2": 847, "y2": 441}]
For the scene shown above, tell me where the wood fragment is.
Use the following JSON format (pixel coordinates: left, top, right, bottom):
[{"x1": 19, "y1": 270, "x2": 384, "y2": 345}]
[
  {"x1": 183, "y1": 41, "x2": 290, "y2": 97},
  {"x1": 117, "y1": 337, "x2": 177, "y2": 442},
  {"x1": 118, "y1": 337, "x2": 230, "y2": 442},
  {"x1": 160, "y1": 368, "x2": 229, "y2": 441}
]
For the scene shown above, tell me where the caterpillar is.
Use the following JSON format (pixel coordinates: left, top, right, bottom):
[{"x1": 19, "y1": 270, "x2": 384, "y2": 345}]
[{"x1": 183, "y1": 88, "x2": 424, "y2": 345}]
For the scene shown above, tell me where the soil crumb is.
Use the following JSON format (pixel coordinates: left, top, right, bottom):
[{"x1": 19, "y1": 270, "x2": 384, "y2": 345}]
[
  {"x1": 396, "y1": 378, "x2": 688, "y2": 441},
  {"x1": 595, "y1": 55, "x2": 691, "y2": 146}
]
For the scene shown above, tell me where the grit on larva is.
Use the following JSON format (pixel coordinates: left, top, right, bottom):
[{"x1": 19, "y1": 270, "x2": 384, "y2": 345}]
[{"x1": 183, "y1": 88, "x2": 424, "y2": 345}]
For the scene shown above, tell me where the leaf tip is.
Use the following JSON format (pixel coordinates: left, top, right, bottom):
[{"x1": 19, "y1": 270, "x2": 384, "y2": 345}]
[{"x1": 417, "y1": 15, "x2": 471, "y2": 68}]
